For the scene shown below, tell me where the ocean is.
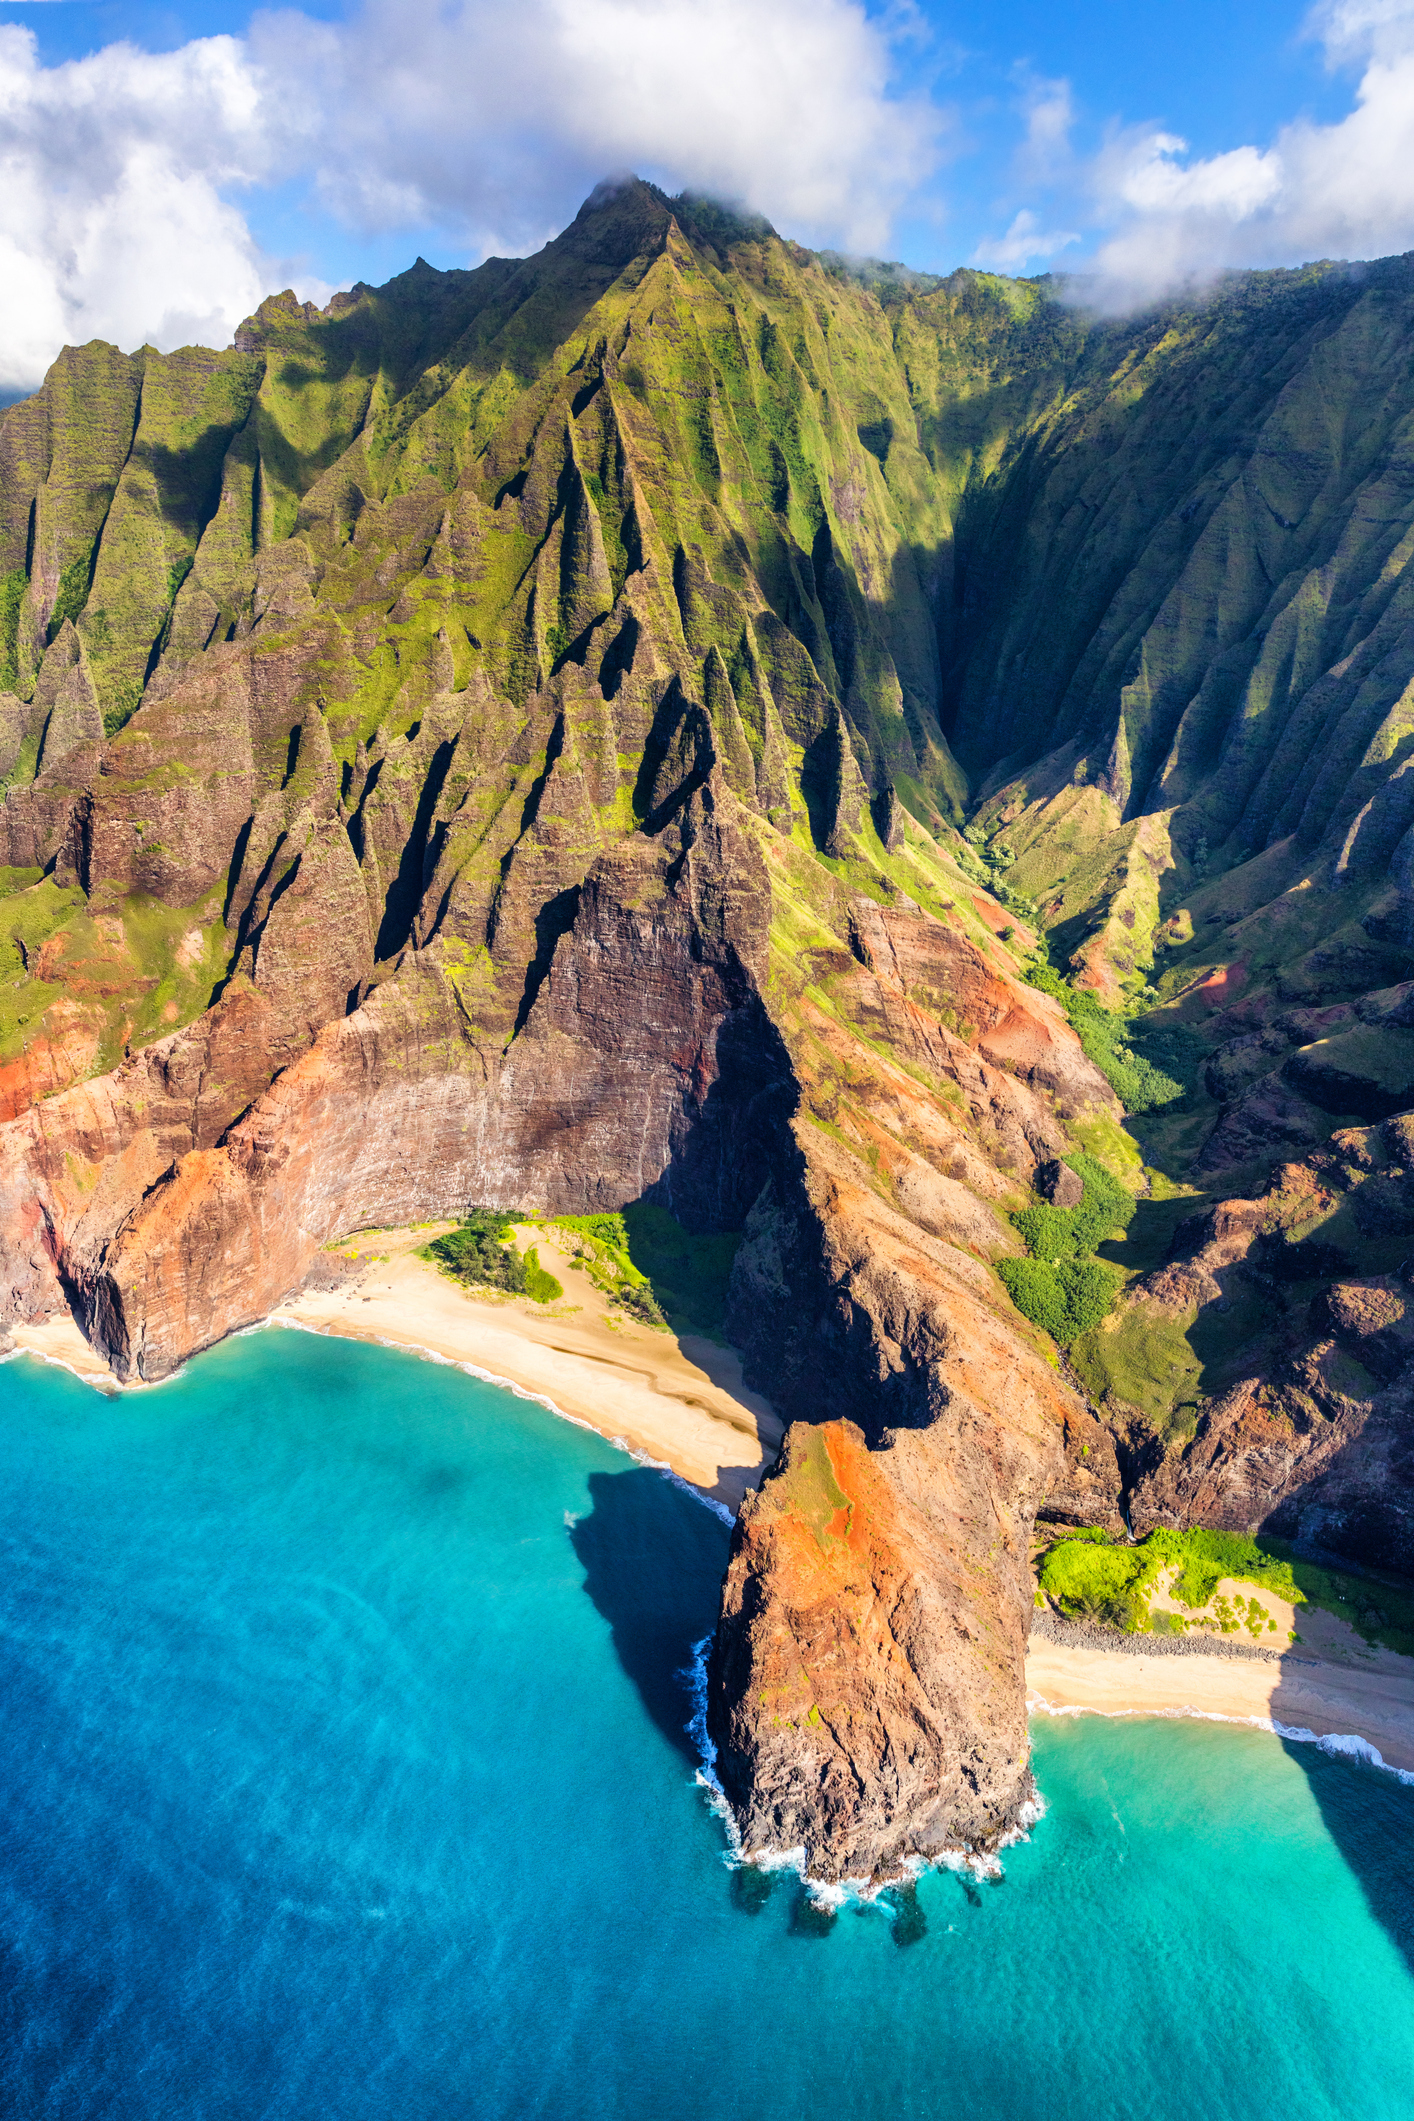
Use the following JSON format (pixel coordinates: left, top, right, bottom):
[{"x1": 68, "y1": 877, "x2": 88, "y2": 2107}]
[{"x1": 0, "y1": 1327, "x2": 1410, "y2": 2119}]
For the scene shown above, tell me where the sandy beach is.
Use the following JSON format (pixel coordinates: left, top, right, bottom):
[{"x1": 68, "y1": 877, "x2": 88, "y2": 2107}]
[
  {"x1": 4, "y1": 1311, "x2": 124, "y2": 1391},
  {"x1": 1026, "y1": 1631, "x2": 1414, "y2": 1774},
  {"x1": 273, "y1": 1222, "x2": 783, "y2": 1514},
  {"x1": 2, "y1": 1222, "x2": 782, "y2": 1513}
]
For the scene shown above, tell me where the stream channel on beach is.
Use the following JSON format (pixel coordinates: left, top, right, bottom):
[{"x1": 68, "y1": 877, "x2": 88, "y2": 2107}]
[{"x1": 0, "y1": 1325, "x2": 1410, "y2": 2118}]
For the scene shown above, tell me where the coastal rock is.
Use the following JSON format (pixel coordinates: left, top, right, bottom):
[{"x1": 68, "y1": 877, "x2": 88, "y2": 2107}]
[
  {"x1": 63, "y1": 803, "x2": 787, "y2": 1377},
  {"x1": 710, "y1": 1121, "x2": 1085, "y2": 1879},
  {"x1": 710, "y1": 1418, "x2": 1049, "y2": 1881}
]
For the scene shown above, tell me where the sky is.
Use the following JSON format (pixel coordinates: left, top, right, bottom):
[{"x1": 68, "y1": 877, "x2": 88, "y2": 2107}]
[{"x1": 2, "y1": 0, "x2": 1414, "y2": 390}]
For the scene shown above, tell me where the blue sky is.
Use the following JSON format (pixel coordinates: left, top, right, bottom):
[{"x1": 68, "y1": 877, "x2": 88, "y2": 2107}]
[{"x1": 1, "y1": 0, "x2": 1411, "y2": 387}]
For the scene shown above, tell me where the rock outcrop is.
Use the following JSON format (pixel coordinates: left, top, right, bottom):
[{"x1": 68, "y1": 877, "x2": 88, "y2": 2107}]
[{"x1": 710, "y1": 1134, "x2": 1080, "y2": 1878}]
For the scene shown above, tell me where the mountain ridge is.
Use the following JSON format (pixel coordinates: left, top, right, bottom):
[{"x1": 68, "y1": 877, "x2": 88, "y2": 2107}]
[{"x1": 2, "y1": 177, "x2": 1413, "y2": 1879}]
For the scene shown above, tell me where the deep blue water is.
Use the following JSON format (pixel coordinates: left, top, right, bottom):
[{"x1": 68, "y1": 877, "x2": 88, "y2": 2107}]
[{"x1": 0, "y1": 1329, "x2": 1411, "y2": 2119}]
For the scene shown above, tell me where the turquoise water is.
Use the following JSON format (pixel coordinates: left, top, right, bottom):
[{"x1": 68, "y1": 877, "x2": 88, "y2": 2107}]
[{"x1": 0, "y1": 1330, "x2": 1411, "y2": 2119}]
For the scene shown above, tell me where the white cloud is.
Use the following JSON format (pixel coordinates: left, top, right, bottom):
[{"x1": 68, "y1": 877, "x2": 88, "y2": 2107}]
[
  {"x1": 973, "y1": 209, "x2": 1078, "y2": 271},
  {"x1": 1015, "y1": 70, "x2": 1075, "y2": 182},
  {"x1": 251, "y1": 0, "x2": 938, "y2": 259},
  {"x1": 1081, "y1": 0, "x2": 1414, "y2": 304},
  {"x1": 0, "y1": 25, "x2": 308, "y2": 392},
  {"x1": 0, "y1": 0, "x2": 940, "y2": 393}
]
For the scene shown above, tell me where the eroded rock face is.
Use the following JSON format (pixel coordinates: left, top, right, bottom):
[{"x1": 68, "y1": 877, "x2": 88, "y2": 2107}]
[
  {"x1": 1112, "y1": 1138, "x2": 1414, "y2": 1572},
  {"x1": 710, "y1": 1418, "x2": 1050, "y2": 1882},
  {"x1": 42, "y1": 795, "x2": 788, "y2": 1378},
  {"x1": 709, "y1": 1118, "x2": 1089, "y2": 1877}
]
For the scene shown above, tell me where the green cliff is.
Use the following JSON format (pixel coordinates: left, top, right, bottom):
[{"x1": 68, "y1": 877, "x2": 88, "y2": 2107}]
[{"x1": 4, "y1": 177, "x2": 1414, "y2": 1877}]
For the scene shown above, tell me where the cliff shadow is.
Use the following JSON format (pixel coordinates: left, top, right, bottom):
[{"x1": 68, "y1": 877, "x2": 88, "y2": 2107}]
[
  {"x1": 641, "y1": 991, "x2": 799, "y2": 1237},
  {"x1": 1272, "y1": 1696, "x2": 1414, "y2": 1978},
  {"x1": 1263, "y1": 1533, "x2": 1414, "y2": 1975},
  {"x1": 568, "y1": 1467, "x2": 731, "y2": 1764}
]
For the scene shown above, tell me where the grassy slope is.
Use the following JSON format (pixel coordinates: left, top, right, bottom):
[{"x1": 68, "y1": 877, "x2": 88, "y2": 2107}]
[{"x1": 1039, "y1": 1522, "x2": 1414, "y2": 1654}]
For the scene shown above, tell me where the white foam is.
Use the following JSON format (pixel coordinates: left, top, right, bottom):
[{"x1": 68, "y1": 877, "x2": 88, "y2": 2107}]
[
  {"x1": 0, "y1": 1340, "x2": 164, "y2": 1395},
  {"x1": 1027, "y1": 1690, "x2": 1414, "y2": 1786},
  {"x1": 10, "y1": 1314, "x2": 744, "y2": 1529}
]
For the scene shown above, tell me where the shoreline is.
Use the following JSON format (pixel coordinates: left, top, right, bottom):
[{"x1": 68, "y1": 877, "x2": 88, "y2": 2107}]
[
  {"x1": 1, "y1": 1223, "x2": 784, "y2": 1515},
  {"x1": 271, "y1": 1313, "x2": 741, "y2": 1524},
  {"x1": 1025, "y1": 1634, "x2": 1414, "y2": 1779},
  {"x1": 8, "y1": 1247, "x2": 1414, "y2": 1780},
  {"x1": 268, "y1": 1223, "x2": 784, "y2": 1515}
]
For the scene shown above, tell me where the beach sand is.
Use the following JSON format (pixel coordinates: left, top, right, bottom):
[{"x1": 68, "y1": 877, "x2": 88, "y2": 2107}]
[
  {"x1": 5, "y1": 1311, "x2": 122, "y2": 1391},
  {"x1": 1026, "y1": 1633, "x2": 1414, "y2": 1773},
  {"x1": 274, "y1": 1222, "x2": 783, "y2": 1514}
]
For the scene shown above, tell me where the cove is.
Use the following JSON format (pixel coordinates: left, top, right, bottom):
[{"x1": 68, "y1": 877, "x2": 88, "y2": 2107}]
[{"x1": 0, "y1": 1328, "x2": 1410, "y2": 2120}]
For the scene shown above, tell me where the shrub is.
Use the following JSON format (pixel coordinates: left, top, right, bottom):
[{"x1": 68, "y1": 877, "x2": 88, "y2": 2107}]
[
  {"x1": 997, "y1": 1257, "x2": 1070, "y2": 1341},
  {"x1": 1037, "y1": 1524, "x2": 1310, "y2": 1635},
  {"x1": 612, "y1": 1280, "x2": 666, "y2": 1326},
  {"x1": 998, "y1": 1254, "x2": 1123, "y2": 1346},
  {"x1": 1013, "y1": 1155, "x2": 1133, "y2": 1260},
  {"x1": 430, "y1": 1209, "x2": 526, "y2": 1294},
  {"x1": 1023, "y1": 963, "x2": 1193, "y2": 1114},
  {"x1": 1141, "y1": 1526, "x2": 1303, "y2": 1610},
  {"x1": 1039, "y1": 1538, "x2": 1154, "y2": 1630},
  {"x1": 0, "y1": 569, "x2": 24, "y2": 691},
  {"x1": 521, "y1": 1247, "x2": 563, "y2": 1304},
  {"x1": 620, "y1": 1203, "x2": 742, "y2": 1338}
]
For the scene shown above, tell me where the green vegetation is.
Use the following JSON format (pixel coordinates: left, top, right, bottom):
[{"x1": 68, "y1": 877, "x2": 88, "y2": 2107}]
[
  {"x1": 427, "y1": 1217, "x2": 563, "y2": 1305},
  {"x1": 998, "y1": 1154, "x2": 1132, "y2": 1345},
  {"x1": 1263, "y1": 1541, "x2": 1414, "y2": 1659},
  {"x1": 1013, "y1": 1154, "x2": 1134, "y2": 1260},
  {"x1": 427, "y1": 1210, "x2": 528, "y2": 1294},
  {"x1": 545, "y1": 1206, "x2": 742, "y2": 1333},
  {"x1": 0, "y1": 886, "x2": 230, "y2": 1077},
  {"x1": 1038, "y1": 1524, "x2": 1305, "y2": 1633},
  {"x1": 48, "y1": 555, "x2": 91, "y2": 640},
  {"x1": 1024, "y1": 963, "x2": 1196, "y2": 1114},
  {"x1": 0, "y1": 569, "x2": 24, "y2": 690},
  {"x1": 520, "y1": 1246, "x2": 563, "y2": 1305},
  {"x1": 1037, "y1": 1523, "x2": 1414, "y2": 1652},
  {"x1": 551, "y1": 1212, "x2": 667, "y2": 1326},
  {"x1": 1144, "y1": 1526, "x2": 1302, "y2": 1609},
  {"x1": 772, "y1": 1423, "x2": 852, "y2": 1550},
  {"x1": 1039, "y1": 1537, "x2": 1154, "y2": 1629},
  {"x1": 1068, "y1": 1302, "x2": 1207, "y2": 1441},
  {"x1": 997, "y1": 1254, "x2": 1123, "y2": 1346}
]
